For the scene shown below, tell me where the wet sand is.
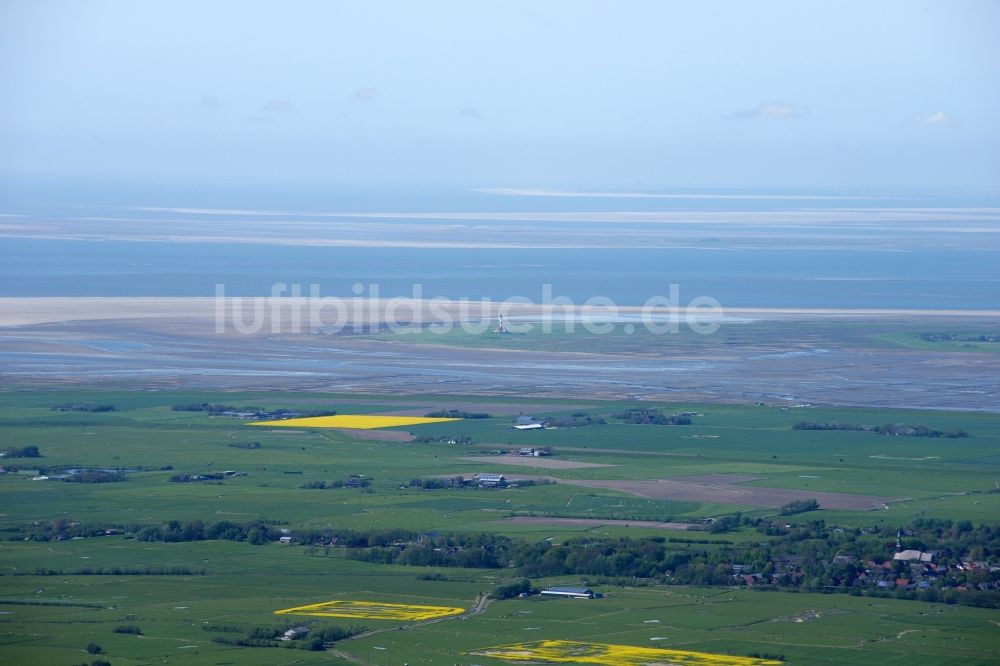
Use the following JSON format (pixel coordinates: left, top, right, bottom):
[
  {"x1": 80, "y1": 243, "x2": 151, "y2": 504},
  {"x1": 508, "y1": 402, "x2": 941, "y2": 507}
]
[
  {"x1": 2, "y1": 298, "x2": 998, "y2": 412},
  {"x1": 460, "y1": 456, "x2": 617, "y2": 470}
]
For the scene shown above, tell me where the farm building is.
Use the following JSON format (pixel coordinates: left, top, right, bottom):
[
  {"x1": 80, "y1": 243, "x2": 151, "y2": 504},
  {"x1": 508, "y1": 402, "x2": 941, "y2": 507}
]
[
  {"x1": 283, "y1": 626, "x2": 310, "y2": 640},
  {"x1": 541, "y1": 586, "x2": 595, "y2": 599},
  {"x1": 513, "y1": 416, "x2": 547, "y2": 430},
  {"x1": 473, "y1": 472, "x2": 506, "y2": 487}
]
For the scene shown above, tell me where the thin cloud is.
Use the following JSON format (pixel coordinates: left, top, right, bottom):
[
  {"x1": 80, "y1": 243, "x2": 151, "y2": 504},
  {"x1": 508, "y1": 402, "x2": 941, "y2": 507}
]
[
  {"x1": 915, "y1": 110, "x2": 956, "y2": 126},
  {"x1": 353, "y1": 87, "x2": 378, "y2": 103},
  {"x1": 261, "y1": 98, "x2": 296, "y2": 113},
  {"x1": 474, "y1": 188, "x2": 876, "y2": 201},
  {"x1": 732, "y1": 100, "x2": 808, "y2": 119}
]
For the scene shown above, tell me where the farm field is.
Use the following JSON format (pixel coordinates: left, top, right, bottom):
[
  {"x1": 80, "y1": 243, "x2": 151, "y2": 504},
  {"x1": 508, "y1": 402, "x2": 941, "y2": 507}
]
[
  {"x1": 275, "y1": 599, "x2": 466, "y2": 621},
  {"x1": 1, "y1": 388, "x2": 999, "y2": 664},
  {"x1": 472, "y1": 639, "x2": 783, "y2": 665},
  {"x1": 1, "y1": 538, "x2": 997, "y2": 665},
  {"x1": 1, "y1": 389, "x2": 999, "y2": 528},
  {"x1": 251, "y1": 414, "x2": 462, "y2": 429}
]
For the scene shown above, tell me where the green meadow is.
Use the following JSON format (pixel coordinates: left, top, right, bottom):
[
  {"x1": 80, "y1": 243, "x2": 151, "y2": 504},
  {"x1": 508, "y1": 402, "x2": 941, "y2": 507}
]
[
  {"x1": 1, "y1": 539, "x2": 997, "y2": 665},
  {"x1": 1, "y1": 389, "x2": 998, "y2": 664}
]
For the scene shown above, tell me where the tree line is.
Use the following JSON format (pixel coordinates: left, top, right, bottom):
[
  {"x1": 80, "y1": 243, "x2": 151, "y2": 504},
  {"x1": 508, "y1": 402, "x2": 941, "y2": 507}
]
[
  {"x1": 10, "y1": 515, "x2": 998, "y2": 608},
  {"x1": 425, "y1": 409, "x2": 490, "y2": 418},
  {"x1": 613, "y1": 408, "x2": 692, "y2": 426},
  {"x1": 793, "y1": 421, "x2": 968, "y2": 438}
]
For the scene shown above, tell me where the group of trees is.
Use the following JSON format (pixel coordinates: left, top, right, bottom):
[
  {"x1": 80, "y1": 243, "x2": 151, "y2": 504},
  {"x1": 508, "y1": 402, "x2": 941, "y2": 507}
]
[
  {"x1": 425, "y1": 409, "x2": 490, "y2": 419},
  {"x1": 14, "y1": 514, "x2": 999, "y2": 609},
  {"x1": 209, "y1": 623, "x2": 364, "y2": 651},
  {"x1": 779, "y1": 499, "x2": 821, "y2": 515},
  {"x1": 301, "y1": 476, "x2": 372, "y2": 489},
  {"x1": 171, "y1": 403, "x2": 336, "y2": 418},
  {"x1": 408, "y1": 476, "x2": 466, "y2": 490},
  {"x1": 341, "y1": 519, "x2": 1000, "y2": 608},
  {"x1": 612, "y1": 409, "x2": 692, "y2": 426},
  {"x1": 353, "y1": 532, "x2": 515, "y2": 569},
  {"x1": 0, "y1": 445, "x2": 40, "y2": 458},
  {"x1": 541, "y1": 411, "x2": 607, "y2": 428},
  {"x1": 413, "y1": 434, "x2": 473, "y2": 444},
  {"x1": 65, "y1": 470, "x2": 126, "y2": 483},
  {"x1": 169, "y1": 473, "x2": 224, "y2": 483},
  {"x1": 492, "y1": 578, "x2": 535, "y2": 599},
  {"x1": 172, "y1": 402, "x2": 249, "y2": 413},
  {"x1": 78, "y1": 641, "x2": 118, "y2": 666},
  {"x1": 133, "y1": 519, "x2": 276, "y2": 545},
  {"x1": 793, "y1": 421, "x2": 968, "y2": 438}
]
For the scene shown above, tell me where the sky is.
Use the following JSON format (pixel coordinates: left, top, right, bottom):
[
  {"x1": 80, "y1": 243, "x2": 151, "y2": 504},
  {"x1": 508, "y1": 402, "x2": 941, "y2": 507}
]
[{"x1": 1, "y1": 0, "x2": 998, "y2": 192}]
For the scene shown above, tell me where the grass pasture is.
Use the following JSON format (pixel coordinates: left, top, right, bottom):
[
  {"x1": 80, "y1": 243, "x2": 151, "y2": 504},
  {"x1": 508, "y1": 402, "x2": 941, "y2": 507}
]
[
  {"x1": 1, "y1": 539, "x2": 999, "y2": 665},
  {"x1": 1, "y1": 389, "x2": 999, "y2": 664}
]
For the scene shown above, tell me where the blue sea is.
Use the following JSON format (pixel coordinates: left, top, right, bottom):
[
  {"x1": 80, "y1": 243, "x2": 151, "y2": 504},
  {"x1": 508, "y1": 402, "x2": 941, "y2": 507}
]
[
  {"x1": 1, "y1": 185, "x2": 998, "y2": 309},
  {"x1": 2, "y1": 238, "x2": 999, "y2": 309}
]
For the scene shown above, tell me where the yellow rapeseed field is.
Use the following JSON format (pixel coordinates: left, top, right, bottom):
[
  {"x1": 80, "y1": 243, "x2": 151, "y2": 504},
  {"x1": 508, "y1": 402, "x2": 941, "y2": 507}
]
[
  {"x1": 472, "y1": 640, "x2": 782, "y2": 665},
  {"x1": 275, "y1": 599, "x2": 466, "y2": 621},
  {"x1": 249, "y1": 414, "x2": 460, "y2": 429}
]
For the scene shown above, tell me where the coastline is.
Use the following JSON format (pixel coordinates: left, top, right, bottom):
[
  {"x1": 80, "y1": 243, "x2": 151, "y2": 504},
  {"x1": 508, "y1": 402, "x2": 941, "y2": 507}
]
[{"x1": 2, "y1": 296, "x2": 999, "y2": 327}]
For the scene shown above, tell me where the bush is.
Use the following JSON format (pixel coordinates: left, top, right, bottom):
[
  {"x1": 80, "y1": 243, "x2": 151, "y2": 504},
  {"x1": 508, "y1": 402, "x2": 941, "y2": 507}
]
[
  {"x1": 0, "y1": 445, "x2": 41, "y2": 458},
  {"x1": 65, "y1": 471, "x2": 125, "y2": 483},
  {"x1": 86, "y1": 642, "x2": 102, "y2": 654},
  {"x1": 113, "y1": 625, "x2": 142, "y2": 635},
  {"x1": 780, "y1": 499, "x2": 820, "y2": 515},
  {"x1": 493, "y1": 578, "x2": 533, "y2": 599},
  {"x1": 425, "y1": 409, "x2": 490, "y2": 419},
  {"x1": 612, "y1": 409, "x2": 691, "y2": 426}
]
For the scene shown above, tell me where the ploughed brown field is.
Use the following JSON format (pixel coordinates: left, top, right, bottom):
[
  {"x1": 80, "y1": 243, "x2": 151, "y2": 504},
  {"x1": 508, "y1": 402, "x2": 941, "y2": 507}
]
[
  {"x1": 570, "y1": 478, "x2": 897, "y2": 510},
  {"x1": 494, "y1": 474, "x2": 899, "y2": 510}
]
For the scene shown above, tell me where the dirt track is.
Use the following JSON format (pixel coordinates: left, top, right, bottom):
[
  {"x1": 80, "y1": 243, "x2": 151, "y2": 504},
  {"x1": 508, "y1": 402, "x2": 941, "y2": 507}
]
[
  {"x1": 334, "y1": 428, "x2": 414, "y2": 441},
  {"x1": 460, "y1": 456, "x2": 616, "y2": 469}
]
